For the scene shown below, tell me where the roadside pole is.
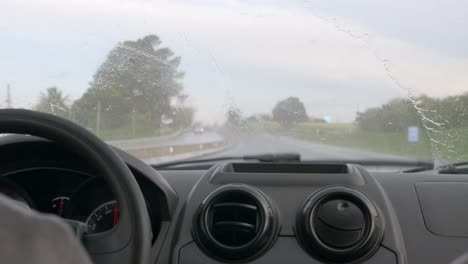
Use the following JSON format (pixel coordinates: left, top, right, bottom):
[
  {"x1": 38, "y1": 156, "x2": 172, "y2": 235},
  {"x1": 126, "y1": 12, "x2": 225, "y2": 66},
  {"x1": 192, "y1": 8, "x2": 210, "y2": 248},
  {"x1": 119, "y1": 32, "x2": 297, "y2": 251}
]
[{"x1": 96, "y1": 100, "x2": 102, "y2": 136}]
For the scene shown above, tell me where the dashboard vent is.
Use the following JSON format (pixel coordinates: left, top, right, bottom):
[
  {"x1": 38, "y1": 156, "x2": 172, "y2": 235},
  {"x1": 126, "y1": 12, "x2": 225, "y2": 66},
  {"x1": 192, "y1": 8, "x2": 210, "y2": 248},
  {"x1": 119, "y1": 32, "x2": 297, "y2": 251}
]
[
  {"x1": 210, "y1": 192, "x2": 259, "y2": 246},
  {"x1": 296, "y1": 186, "x2": 384, "y2": 263},
  {"x1": 193, "y1": 185, "x2": 278, "y2": 263}
]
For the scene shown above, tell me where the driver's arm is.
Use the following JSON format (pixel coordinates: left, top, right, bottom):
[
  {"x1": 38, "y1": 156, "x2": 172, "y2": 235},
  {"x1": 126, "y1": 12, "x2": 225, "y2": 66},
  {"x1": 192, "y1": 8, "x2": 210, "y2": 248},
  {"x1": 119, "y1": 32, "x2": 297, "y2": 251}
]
[{"x1": 0, "y1": 194, "x2": 92, "y2": 264}]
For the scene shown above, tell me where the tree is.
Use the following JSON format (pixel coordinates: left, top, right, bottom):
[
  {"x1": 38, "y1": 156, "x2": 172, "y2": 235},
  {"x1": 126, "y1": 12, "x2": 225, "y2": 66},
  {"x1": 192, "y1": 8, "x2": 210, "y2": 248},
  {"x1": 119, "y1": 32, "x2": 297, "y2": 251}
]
[
  {"x1": 355, "y1": 92, "x2": 468, "y2": 133},
  {"x1": 356, "y1": 98, "x2": 427, "y2": 132},
  {"x1": 35, "y1": 87, "x2": 70, "y2": 118},
  {"x1": 246, "y1": 113, "x2": 272, "y2": 123},
  {"x1": 167, "y1": 94, "x2": 195, "y2": 129},
  {"x1": 272, "y1": 97, "x2": 308, "y2": 128},
  {"x1": 226, "y1": 105, "x2": 242, "y2": 126},
  {"x1": 72, "y1": 35, "x2": 186, "y2": 133},
  {"x1": 169, "y1": 107, "x2": 194, "y2": 129}
]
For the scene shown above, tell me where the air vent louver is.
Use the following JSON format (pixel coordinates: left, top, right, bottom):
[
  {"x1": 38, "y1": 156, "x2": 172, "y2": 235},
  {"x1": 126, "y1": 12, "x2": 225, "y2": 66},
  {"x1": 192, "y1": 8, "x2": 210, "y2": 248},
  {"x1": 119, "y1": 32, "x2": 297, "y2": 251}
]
[
  {"x1": 296, "y1": 187, "x2": 384, "y2": 263},
  {"x1": 211, "y1": 198, "x2": 259, "y2": 246},
  {"x1": 193, "y1": 185, "x2": 278, "y2": 262}
]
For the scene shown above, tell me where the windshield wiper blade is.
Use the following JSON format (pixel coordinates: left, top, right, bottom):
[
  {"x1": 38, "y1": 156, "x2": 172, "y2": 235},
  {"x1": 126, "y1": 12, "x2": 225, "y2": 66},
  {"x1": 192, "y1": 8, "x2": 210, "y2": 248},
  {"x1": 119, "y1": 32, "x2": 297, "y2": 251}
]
[
  {"x1": 299, "y1": 159, "x2": 434, "y2": 168},
  {"x1": 294, "y1": 159, "x2": 434, "y2": 173},
  {"x1": 438, "y1": 162, "x2": 468, "y2": 174},
  {"x1": 153, "y1": 152, "x2": 301, "y2": 169}
]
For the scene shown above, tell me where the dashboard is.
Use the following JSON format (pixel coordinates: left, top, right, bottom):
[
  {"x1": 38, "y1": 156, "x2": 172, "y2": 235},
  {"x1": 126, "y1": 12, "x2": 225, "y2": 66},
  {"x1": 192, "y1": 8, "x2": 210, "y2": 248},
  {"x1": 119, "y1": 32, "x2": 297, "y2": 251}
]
[{"x1": 2, "y1": 135, "x2": 468, "y2": 264}]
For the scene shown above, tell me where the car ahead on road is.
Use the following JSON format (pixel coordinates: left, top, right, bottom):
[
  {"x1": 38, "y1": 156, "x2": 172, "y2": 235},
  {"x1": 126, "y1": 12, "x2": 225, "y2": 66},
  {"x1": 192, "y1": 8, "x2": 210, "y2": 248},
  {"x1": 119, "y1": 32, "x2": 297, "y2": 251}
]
[{"x1": 2, "y1": 1, "x2": 468, "y2": 264}]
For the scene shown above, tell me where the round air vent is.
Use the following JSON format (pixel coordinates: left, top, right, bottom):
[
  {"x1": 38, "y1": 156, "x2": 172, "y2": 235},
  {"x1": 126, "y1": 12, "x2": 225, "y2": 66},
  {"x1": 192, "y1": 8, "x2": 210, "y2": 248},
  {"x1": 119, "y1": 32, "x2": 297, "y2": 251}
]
[
  {"x1": 193, "y1": 184, "x2": 278, "y2": 263},
  {"x1": 296, "y1": 186, "x2": 383, "y2": 263}
]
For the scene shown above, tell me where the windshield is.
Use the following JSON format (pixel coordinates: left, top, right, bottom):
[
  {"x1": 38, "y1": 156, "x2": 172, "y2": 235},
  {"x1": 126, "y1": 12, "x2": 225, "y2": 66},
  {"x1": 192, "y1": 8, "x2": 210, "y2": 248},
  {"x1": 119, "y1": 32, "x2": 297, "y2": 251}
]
[{"x1": 1, "y1": 0, "x2": 467, "y2": 167}]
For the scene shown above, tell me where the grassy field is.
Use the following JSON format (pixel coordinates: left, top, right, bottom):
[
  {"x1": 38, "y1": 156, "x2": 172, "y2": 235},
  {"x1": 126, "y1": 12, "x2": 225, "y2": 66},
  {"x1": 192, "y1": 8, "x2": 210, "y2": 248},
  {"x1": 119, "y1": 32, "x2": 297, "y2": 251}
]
[
  {"x1": 289, "y1": 122, "x2": 433, "y2": 160},
  {"x1": 246, "y1": 121, "x2": 468, "y2": 162}
]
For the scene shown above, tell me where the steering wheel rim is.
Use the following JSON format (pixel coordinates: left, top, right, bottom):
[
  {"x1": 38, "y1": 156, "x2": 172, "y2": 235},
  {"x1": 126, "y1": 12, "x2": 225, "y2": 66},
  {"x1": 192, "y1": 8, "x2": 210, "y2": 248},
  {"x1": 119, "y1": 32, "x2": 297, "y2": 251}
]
[{"x1": 0, "y1": 109, "x2": 151, "y2": 264}]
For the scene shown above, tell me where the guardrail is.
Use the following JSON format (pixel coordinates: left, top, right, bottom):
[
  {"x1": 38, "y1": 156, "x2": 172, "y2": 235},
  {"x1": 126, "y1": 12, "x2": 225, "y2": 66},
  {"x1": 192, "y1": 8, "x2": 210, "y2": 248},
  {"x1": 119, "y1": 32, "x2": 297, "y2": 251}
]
[
  {"x1": 107, "y1": 130, "x2": 185, "y2": 150},
  {"x1": 126, "y1": 140, "x2": 226, "y2": 160},
  {"x1": 108, "y1": 131, "x2": 227, "y2": 162}
]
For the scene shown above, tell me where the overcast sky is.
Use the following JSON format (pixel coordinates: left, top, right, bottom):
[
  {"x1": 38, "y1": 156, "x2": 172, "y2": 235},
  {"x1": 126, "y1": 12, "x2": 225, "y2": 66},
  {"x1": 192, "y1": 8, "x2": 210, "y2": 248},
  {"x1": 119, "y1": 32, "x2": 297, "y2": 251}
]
[{"x1": 1, "y1": 0, "x2": 467, "y2": 123}]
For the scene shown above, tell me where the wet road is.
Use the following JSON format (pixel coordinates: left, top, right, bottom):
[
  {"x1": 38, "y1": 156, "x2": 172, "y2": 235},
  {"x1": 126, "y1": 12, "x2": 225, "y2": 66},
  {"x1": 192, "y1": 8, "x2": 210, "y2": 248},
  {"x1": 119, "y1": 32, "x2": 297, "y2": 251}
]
[
  {"x1": 116, "y1": 130, "x2": 414, "y2": 164},
  {"x1": 205, "y1": 132, "x2": 408, "y2": 161},
  {"x1": 138, "y1": 131, "x2": 422, "y2": 167}
]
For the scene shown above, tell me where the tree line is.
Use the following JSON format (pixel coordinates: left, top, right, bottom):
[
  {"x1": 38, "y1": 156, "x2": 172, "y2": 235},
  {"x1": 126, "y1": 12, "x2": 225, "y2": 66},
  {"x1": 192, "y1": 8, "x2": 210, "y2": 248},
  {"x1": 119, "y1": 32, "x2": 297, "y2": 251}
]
[
  {"x1": 35, "y1": 32, "x2": 466, "y2": 137},
  {"x1": 228, "y1": 96, "x2": 310, "y2": 128},
  {"x1": 235, "y1": 93, "x2": 467, "y2": 133},
  {"x1": 35, "y1": 35, "x2": 194, "y2": 138},
  {"x1": 356, "y1": 94, "x2": 468, "y2": 132}
]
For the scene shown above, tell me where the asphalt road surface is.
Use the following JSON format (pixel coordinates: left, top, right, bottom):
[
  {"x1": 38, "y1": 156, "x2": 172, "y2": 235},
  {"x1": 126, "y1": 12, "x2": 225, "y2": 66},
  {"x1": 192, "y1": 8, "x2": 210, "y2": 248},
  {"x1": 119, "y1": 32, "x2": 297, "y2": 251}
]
[{"x1": 204, "y1": 132, "x2": 412, "y2": 161}]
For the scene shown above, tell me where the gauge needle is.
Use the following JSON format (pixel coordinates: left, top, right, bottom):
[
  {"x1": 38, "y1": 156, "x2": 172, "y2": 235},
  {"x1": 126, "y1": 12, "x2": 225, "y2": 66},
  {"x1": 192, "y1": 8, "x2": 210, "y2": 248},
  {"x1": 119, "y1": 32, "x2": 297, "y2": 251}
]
[
  {"x1": 59, "y1": 198, "x2": 64, "y2": 209},
  {"x1": 113, "y1": 203, "x2": 119, "y2": 226}
]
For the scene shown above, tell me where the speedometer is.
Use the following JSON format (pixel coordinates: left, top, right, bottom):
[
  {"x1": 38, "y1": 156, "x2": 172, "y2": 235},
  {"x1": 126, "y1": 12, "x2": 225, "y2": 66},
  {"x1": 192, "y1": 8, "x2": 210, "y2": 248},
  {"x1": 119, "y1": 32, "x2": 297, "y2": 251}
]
[{"x1": 86, "y1": 200, "x2": 119, "y2": 234}]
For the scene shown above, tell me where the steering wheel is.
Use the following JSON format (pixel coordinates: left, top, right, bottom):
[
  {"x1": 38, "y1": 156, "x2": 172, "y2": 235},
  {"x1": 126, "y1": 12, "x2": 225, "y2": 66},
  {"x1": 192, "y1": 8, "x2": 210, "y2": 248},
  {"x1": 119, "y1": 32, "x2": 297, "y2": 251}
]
[{"x1": 0, "y1": 109, "x2": 151, "y2": 264}]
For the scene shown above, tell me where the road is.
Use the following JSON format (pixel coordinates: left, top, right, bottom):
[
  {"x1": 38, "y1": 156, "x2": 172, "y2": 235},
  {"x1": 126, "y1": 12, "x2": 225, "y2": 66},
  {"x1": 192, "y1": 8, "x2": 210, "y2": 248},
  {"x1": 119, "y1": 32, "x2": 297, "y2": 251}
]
[
  {"x1": 203, "y1": 132, "x2": 411, "y2": 161},
  {"x1": 114, "y1": 130, "x2": 415, "y2": 164}
]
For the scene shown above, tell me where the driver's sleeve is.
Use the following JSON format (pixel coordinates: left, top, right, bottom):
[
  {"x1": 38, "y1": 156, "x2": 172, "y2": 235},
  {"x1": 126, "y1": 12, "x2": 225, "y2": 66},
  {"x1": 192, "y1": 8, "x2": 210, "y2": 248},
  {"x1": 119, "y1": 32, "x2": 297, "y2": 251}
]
[{"x1": 0, "y1": 194, "x2": 92, "y2": 264}]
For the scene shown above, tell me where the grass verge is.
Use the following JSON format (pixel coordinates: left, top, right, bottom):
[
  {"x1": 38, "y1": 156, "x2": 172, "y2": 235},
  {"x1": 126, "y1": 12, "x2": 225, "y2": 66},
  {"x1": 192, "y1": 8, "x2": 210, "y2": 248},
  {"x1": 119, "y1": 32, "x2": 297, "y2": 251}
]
[{"x1": 247, "y1": 121, "x2": 468, "y2": 162}]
